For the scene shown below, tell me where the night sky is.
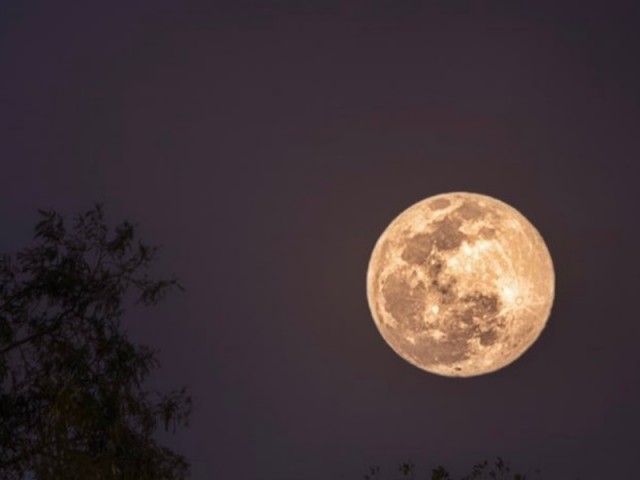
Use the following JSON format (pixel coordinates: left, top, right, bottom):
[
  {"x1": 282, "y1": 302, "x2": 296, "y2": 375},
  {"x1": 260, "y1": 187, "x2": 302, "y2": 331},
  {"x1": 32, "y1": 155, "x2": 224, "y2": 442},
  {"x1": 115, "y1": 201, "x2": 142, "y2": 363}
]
[{"x1": 2, "y1": 2, "x2": 640, "y2": 479}]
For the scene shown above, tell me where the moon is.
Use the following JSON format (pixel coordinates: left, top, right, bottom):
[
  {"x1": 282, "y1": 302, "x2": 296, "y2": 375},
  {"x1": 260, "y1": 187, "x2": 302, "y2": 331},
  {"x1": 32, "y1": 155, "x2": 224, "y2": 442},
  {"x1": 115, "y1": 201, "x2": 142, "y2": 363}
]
[{"x1": 366, "y1": 192, "x2": 554, "y2": 377}]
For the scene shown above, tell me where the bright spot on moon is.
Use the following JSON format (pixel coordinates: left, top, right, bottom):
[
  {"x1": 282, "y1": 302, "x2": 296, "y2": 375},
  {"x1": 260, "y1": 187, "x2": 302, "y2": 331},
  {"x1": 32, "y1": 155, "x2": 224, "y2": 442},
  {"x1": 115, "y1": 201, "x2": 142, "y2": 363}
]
[{"x1": 366, "y1": 192, "x2": 555, "y2": 377}]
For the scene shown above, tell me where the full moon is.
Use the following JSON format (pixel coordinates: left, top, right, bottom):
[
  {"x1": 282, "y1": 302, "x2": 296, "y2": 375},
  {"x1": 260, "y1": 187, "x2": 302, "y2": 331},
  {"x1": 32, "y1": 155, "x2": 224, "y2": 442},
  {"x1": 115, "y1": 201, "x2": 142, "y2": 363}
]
[{"x1": 366, "y1": 192, "x2": 554, "y2": 377}]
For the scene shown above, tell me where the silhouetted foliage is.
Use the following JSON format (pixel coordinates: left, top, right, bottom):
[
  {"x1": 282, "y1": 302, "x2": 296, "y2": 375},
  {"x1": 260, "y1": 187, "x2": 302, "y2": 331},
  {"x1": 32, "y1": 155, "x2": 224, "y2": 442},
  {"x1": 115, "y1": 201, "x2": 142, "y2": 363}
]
[
  {"x1": 364, "y1": 457, "x2": 539, "y2": 480},
  {"x1": 0, "y1": 205, "x2": 191, "y2": 480}
]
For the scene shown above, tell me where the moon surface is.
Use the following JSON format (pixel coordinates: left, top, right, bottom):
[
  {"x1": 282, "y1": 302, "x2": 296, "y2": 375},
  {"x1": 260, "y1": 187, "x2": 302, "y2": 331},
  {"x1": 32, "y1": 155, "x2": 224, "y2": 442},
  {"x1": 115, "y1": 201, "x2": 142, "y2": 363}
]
[{"x1": 366, "y1": 192, "x2": 554, "y2": 377}]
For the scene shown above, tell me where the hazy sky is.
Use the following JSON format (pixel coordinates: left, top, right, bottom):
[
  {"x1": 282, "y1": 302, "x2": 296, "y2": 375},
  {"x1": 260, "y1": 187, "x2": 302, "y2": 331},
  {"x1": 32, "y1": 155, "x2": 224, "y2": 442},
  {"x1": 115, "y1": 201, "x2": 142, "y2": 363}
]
[{"x1": 2, "y1": 2, "x2": 640, "y2": 479}]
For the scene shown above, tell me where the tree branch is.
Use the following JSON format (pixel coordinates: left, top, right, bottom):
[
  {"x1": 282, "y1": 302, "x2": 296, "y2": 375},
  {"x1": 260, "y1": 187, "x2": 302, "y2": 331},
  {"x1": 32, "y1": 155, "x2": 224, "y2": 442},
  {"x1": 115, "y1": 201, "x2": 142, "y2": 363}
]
[{"x1": 0, "y1": 305, "x2": 76, "y2": 356}]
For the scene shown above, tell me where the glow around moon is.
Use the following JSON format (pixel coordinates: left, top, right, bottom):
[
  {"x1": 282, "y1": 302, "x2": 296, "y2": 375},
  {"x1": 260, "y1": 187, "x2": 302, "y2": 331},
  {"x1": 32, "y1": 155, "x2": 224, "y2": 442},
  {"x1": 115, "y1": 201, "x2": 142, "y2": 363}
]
[{"x1": 366, "y1": 192, "x2": 554, "y2": 377}]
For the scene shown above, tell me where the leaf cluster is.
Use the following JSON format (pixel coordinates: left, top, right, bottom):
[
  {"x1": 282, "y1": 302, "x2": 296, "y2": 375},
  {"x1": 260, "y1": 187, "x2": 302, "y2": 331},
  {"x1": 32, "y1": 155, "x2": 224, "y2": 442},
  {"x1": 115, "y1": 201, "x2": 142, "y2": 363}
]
[{"x1": 0, "y1": 205, "x2": 191, "y2": 480}]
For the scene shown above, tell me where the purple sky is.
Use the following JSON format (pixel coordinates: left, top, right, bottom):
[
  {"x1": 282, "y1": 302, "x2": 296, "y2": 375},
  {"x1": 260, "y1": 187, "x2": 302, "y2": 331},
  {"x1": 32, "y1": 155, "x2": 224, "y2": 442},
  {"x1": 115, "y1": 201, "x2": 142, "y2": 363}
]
[{"x1": 2, "y1": 2, "x2": 640, "y2": 479}]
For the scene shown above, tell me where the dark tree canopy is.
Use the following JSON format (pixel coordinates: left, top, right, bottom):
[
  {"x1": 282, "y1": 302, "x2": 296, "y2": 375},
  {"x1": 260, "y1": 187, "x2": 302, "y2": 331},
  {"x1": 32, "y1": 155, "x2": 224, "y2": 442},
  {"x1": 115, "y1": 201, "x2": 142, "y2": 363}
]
[
  {"x1": 365, "y1": 457, "x2": 540, "y2": 480},
  {"x1": 0, "y1": 205, "x2": 191, "y2": 480}
]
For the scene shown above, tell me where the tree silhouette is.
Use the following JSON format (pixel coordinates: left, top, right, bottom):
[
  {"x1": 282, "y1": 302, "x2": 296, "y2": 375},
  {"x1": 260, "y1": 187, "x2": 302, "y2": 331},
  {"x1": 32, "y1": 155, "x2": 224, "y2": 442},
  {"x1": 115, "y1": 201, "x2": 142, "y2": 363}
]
[
  {"x1": 0, "y1": 205, "x2": 191, "y2": 480},
  {"x1": 364, "y1": 457, "x2": 540, "y2": 480}
]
